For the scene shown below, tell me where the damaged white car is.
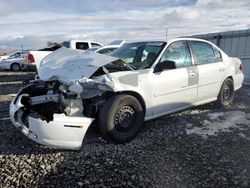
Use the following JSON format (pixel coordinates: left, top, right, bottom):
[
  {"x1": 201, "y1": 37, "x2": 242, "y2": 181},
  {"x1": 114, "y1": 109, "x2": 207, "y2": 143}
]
[{"x1": 9, "y1": 38, "x2": 244, "y2": 150}]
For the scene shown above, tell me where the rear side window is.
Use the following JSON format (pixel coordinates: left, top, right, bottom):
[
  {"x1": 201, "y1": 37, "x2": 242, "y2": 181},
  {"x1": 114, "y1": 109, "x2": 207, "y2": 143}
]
[
  {"x1": 191, "y1": 41, "x2": 222, "y2": 65},
  {"x1": 213, "y1": 46, "x2": 222, "y2": 62},
  {"x1": 161, "y1": 41, "x2": 192, "y2": 68},
  {"x1": 76, "y1": 42, "x2": 89, "y2": 50}
]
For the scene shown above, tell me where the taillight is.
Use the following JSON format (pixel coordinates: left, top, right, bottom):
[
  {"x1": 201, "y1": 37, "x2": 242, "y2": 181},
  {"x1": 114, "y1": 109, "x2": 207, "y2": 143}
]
[
  {"x1": 240, "y1": 64, "x2": 243, "y2": 71},
  {"x1": 28, "y1": 54, "x2": 35, "y2": 63}
]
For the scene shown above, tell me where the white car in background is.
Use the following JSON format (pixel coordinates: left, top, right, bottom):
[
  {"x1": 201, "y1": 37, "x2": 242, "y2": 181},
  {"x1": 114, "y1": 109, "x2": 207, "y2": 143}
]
[
  {"x1": 9, "y1": 38, "x2": 244, "y2": 150},
  {"x1": 24, "y1": 40, "x2": 103, "y2": 71},
  {"x1": 95, "y1": 40, "x2": 126, "y2": 55},
  {"x1": 0, "y1": 51, "x2": 28, "y2": 71},
  {"x1": 0, "y1": 51, "x2": 24, "y2": 62}
]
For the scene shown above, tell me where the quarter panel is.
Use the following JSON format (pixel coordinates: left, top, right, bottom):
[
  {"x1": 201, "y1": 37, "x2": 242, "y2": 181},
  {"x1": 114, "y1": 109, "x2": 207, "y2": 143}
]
[{"x1": 197, "y1": 62, "x2": 226, "y2": 101}]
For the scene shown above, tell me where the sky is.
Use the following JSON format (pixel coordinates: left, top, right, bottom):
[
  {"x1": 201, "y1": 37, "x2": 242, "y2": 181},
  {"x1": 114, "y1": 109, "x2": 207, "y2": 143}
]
[{"x1": 0, "y1": 0, "x2": 250, "y2": 50}]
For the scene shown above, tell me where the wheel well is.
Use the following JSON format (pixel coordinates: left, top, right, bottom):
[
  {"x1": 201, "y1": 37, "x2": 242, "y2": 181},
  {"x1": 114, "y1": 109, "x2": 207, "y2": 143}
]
[
  {"x1": 227, "y1": 76, "x2": 233, "y2": 81},
  {"x1": 226, "y1": 76, "x2": 234, "y2": 88},
  {"x1": 11, "y1": 63, "x2": 20, "y2": 68},
  {"x1": 11, "y1": 62, "x2": 19, "y2": 65},
  {"x1": 115, "y1": 91, "x2": 146, "y2": 113},
  {"x1": 220, "y1": 76, "x2": 234, "y2": 91}
]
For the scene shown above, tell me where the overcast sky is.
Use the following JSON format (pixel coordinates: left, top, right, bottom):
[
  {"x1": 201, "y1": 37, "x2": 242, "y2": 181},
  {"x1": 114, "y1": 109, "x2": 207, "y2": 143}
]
[{"x1": 0, "y1": 0, "x2": 249, "y2": 49}]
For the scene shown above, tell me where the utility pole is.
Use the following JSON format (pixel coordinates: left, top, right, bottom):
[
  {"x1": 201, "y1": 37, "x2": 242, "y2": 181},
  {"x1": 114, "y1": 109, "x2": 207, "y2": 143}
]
[{"x1": 166, "y1": 27, "x2": 168, "y2": 38}]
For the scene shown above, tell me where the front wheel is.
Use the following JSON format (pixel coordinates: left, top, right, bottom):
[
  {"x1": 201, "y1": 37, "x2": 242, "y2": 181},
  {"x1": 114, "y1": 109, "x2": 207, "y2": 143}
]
[
  {"x1": 216, "y1": 78, "x2": 235, "y2": 107},
  {"x1": 98, "y1": 94, "x2": 144, "y2": 143}
]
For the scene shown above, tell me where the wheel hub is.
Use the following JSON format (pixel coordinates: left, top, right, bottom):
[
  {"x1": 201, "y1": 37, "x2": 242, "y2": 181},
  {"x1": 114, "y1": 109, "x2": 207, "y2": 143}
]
[
  {"x1": 223, "y1": 84, "x2": 231, "y2": 100},
  {"x1": 12, "y1": 64, "x2": 20, "y2": 71},
  {"x1": 114, "y1": 106, "x2": 135, "y2": 131}
]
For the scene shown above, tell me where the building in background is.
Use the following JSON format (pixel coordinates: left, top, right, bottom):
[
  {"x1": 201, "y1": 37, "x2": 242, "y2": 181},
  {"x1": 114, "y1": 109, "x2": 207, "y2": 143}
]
[{"x1": 192, "y1": 29, "x2": 250, "y2": 85}]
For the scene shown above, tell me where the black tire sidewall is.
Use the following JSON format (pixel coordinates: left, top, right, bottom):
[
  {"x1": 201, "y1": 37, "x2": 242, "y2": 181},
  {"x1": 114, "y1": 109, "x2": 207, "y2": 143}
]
[
  {"x1": 218, "y1": 78, "x2": 234, "y2": 107},
  {"x1": 11, "y1": 63, "x2": 21, "y2": 71},
  {"x1": 99, "y1": 94, "x2": 144, "y2": 143}
]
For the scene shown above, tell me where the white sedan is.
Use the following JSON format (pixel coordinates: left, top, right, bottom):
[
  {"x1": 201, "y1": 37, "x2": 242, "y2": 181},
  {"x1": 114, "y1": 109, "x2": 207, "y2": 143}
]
[
  {"x1": 9, "y1": 38, "x2": 244, "y2": 150},
  {"x1": 95, "y1": 40, "x2": 126, "y2": 55},
  {"x1": 0, "y1": 51, "x2": 28, "y2": 71}
]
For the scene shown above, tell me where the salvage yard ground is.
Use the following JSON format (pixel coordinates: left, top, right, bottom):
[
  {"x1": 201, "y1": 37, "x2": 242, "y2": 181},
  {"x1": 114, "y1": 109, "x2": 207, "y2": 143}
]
[{"x1": 0, "y1": 70, "x2": 250, "y2": 187}]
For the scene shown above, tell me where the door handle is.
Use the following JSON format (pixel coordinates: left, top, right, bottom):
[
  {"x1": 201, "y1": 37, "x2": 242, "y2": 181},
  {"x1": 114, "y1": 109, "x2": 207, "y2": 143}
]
[
  {"x1": 219, "y1": 67, "x2": 225, "y2": 72},
  {"x1": 189, "y1": 72, "x2": 196, "y2": 77}
]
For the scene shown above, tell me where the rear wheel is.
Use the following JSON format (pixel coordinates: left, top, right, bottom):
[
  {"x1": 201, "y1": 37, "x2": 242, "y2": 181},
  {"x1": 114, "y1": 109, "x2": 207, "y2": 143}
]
[
  {"x1": 98, "y1": 94, "x2": 144, "y2": 143},
  {"x1": 216, "y1": 78, "x2": 235, "y2": 107},
  {"x1": 11, "y1": 63, "x2": 21, "y2": 71}
]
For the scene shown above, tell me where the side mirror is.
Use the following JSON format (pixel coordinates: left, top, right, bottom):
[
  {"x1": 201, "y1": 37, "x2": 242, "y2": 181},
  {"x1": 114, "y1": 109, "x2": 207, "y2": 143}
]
[{"x1": 154, "y1": 60, "x2": 176, "y2": 72}]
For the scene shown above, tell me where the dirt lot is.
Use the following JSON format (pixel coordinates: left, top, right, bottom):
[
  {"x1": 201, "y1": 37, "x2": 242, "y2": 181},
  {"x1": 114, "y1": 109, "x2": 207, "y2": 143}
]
[{"x1": 0, "y1": 71, "x2": 250, "y2": 187}]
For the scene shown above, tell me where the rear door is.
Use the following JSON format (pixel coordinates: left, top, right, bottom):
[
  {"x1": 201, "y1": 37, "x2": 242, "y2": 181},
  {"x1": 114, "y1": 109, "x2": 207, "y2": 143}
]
[
  {"x1": 189, "y1": 41, "x2": 225, "y2": 102},
  {"x1": 152, "y1": 41, "x2": 198, "y2": 116}
]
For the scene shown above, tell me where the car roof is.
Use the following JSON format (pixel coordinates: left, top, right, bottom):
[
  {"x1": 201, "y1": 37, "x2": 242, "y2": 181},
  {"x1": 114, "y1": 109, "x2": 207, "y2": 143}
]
[
  {"x1": 70, "y1": 40, "x2": 102, "y2": 44},
  {"x1": 167, "y1": 37, "x2": 213, "y2": 43},
  {"x1": 126, "y1": 38, "x2": 212, "y2": 44}
]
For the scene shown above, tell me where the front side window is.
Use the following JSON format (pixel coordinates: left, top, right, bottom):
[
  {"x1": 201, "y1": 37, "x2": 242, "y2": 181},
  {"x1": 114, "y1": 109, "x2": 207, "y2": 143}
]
[
  {"x1": 76, "y1": 42, "x2": 89, "y2": 50},
  {"x1": 191, "y1": 41, "x2": 221, "y2": 64},
  {"x1": 111, "y1": 42, "x2": 165, "y2": 70},
  {"x1": 160, "y1": 41, "x2": 192, "y2": 68}
]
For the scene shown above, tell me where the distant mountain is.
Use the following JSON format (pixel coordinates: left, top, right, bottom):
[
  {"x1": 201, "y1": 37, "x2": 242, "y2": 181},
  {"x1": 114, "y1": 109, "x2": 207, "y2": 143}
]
[{"x1": 0, "y1": 45, "x2": 18, "y2": 56}]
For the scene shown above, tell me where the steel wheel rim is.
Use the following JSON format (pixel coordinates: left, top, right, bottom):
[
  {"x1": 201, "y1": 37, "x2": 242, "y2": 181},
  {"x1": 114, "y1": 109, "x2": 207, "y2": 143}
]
[
  {"x1": 12, "y1": 64, "x2": 20, "y2": 71},
  {"x1": 222, "y1": 83, "x2": 231, "y2": 102},
  {"x1": 114, "y1": 106, "x2": 135, "y2": 132}
]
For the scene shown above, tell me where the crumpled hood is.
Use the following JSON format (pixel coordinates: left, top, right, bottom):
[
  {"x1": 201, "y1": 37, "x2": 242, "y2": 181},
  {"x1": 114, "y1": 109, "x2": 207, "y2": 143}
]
[{"x1": 38, "y1": 47, "x2": 119, "y2": 82}]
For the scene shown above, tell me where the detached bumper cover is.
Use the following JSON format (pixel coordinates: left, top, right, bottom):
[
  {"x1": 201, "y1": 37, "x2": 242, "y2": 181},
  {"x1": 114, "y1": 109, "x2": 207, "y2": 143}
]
[{"x1": 9, "y1": 95, "x2": 94, "y2": 150}]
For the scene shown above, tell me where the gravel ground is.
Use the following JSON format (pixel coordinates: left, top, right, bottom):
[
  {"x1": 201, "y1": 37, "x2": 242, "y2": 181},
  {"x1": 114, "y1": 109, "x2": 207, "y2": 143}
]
[{"x1": 0, "y1": 71, "x2": 250, "y2": 187}]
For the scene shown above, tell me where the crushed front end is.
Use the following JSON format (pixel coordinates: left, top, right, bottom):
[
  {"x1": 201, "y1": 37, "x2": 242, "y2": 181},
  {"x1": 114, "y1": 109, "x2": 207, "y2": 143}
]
[
  {"x1": 9, "y1": 78, "x2": 113, "y2": 150},
  {"x1": 9, "y1": 47, "x2": 130, "y2": 150}
]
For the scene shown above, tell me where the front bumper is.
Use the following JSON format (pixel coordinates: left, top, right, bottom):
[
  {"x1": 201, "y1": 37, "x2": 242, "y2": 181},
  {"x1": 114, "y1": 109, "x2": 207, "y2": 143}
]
[
  {"x1": 22, "y1": 63, "x2": 37, "y2": 71},
  {"x1": 9, "y1": 94, "x2": 94, "y2": 150}
]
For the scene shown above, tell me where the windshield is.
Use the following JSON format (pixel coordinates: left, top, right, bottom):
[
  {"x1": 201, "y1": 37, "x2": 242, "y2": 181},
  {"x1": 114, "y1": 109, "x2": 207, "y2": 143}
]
[{"x1": 110, "y1": 42, "x2": 166, "y2": 70}]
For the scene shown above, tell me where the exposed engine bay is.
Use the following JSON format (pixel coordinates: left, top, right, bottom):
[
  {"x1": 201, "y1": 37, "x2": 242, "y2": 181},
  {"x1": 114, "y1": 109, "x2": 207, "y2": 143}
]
[{"x1": 17, "y1": 78, "x2": 115, "y2": 123}]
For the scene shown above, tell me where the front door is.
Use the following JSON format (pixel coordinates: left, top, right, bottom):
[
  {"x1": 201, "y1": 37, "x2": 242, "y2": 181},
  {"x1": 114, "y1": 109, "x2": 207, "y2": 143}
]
[{"x1": 152, "y1": 41, "x2": 198, "y2": 116}]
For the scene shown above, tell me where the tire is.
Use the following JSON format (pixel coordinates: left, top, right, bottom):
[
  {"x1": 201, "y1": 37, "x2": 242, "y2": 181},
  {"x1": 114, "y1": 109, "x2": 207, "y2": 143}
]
[
  {"x1": 216, "y1": 78, "x2": 235, "y2": 107},
  {"x1": 11, "y1": 63, "x2": 21, "y2": 71},
  {"x1": 98, "y1": 94, "x2": 144, "y2": 143}
]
